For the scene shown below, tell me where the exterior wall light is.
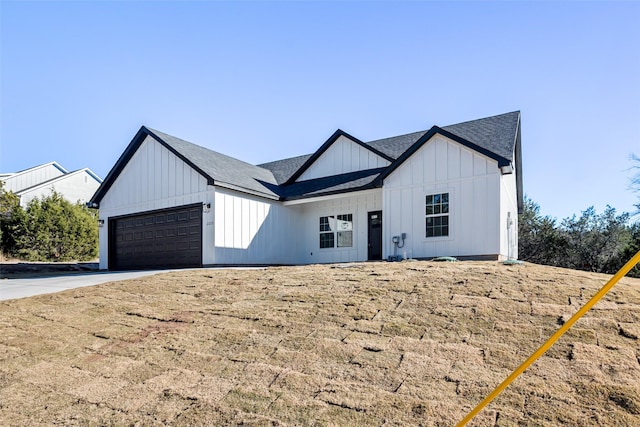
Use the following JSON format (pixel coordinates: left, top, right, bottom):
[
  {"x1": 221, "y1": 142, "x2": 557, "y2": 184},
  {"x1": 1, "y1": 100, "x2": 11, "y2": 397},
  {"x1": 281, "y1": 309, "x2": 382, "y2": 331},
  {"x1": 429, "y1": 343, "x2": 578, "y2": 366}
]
[
  {"x1": 203, "y1": 203, "x2": 211, "y2": 213},
  {"x1": 98, "y1": 219, "x2": 105, "y2": 227}
]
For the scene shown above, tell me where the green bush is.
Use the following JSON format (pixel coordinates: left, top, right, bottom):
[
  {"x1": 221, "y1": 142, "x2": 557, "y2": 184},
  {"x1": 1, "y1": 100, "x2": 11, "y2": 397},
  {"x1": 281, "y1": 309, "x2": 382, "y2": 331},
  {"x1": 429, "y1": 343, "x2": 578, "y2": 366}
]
[
  {"x1": 0, "y1": 181, "x2": 21, "y2": 256},
  {"x1": 11, "y1": 192, "x2": 98, "y2": 261}
]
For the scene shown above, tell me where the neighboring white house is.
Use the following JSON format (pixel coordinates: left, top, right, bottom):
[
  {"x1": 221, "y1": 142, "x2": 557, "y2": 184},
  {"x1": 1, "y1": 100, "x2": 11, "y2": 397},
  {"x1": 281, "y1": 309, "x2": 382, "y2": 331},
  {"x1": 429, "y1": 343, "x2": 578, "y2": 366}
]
[
  {"x1": 90, "y1": 111, "x2": 523, "y2": 270},
  {"x1": 1, "y1": 162, "x2": 103, "y2": 207}
]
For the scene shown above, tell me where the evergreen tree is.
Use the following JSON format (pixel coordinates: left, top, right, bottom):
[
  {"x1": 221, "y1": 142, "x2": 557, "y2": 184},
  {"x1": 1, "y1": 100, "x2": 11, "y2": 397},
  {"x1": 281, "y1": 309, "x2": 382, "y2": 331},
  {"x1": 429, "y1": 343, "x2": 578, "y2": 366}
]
[
  {"x1": 518, "y1": 197, "x2": 567, "y2": 265},
  {"x1": 621, "y1": 223, "x2": 640, "y2": 278},
  {"x1": 12, "y1": 192, "x2": 98, "y2": 261},
  {"x1": 0, "y1": 181, "x2": 22, "y2": 255},
  {"x1": 561, "y1": 206, "x2": 631, "y2": 273}
]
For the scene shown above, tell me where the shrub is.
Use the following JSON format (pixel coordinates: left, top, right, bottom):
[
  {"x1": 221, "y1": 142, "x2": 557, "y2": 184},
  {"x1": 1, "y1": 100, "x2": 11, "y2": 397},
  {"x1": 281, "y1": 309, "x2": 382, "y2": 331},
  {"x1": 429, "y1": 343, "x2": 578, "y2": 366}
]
[{"x1": 12, "y1": 192, "x2": 98, "y2": 261}]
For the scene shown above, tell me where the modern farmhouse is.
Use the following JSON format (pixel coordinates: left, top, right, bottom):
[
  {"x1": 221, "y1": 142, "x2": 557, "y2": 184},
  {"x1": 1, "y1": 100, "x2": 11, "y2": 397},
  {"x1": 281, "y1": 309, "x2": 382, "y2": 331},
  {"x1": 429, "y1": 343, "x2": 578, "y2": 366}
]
[{"x1": 90, "y1": 111, "x2": 523, "y2": 270}]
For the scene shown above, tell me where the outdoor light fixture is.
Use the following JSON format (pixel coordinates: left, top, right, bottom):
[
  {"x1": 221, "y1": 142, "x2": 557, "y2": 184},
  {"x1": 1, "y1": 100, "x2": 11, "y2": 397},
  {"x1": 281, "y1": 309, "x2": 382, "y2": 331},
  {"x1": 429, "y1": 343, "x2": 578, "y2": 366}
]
[
  {"x1": 98, "y1": 219, "x2": 105, "y2": 227},
  {"x1": 500, "y1": 164, "x2": 514, "y2": 174},
  {"x1": 203, "y1": 203, "x2": 211, "y2": 213}
]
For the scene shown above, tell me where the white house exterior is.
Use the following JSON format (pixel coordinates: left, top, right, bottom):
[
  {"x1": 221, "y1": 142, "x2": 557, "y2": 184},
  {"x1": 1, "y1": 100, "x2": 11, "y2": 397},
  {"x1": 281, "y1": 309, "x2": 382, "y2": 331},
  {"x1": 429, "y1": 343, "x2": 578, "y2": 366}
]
[
  {"x1": 2, "y1": 162, "x2": 103, "y2": 207},
  {"x1": 90, "y1": 111, "x2": 523, "y2": 270}
]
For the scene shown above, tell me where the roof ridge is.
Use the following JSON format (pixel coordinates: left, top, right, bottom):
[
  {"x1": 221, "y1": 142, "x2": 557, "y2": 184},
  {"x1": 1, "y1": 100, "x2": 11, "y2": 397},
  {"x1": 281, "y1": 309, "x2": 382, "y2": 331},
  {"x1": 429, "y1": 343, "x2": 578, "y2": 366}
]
[
  {"x1": 365, "y1": 129, "x2": 428, "y2": 145},
  {"x1": 257, "y1": 152, "x2": 314, "y2": 168},
  {"x1": 441, "y1": 110, "x2": 520, "y2": 128},
  {"x1": 5, "y1": 161, "x2": 68, "y2": 177}
]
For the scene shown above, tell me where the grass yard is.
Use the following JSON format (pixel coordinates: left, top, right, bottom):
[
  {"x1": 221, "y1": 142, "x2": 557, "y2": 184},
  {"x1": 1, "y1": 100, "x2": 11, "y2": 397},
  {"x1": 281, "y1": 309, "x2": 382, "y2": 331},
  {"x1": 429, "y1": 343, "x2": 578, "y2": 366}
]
[{"x1": 1, "y1": 261, "x2": 640, "y2": 426}]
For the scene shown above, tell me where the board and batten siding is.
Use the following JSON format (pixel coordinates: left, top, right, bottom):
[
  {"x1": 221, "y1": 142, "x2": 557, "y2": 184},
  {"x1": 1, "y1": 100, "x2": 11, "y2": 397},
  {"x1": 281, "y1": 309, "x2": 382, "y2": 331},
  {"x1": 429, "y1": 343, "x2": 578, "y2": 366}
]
[
  {"x1": 289, "y1": 189, "x2": 382, "y2": 264},
  {"x1": 97, "y1": 136, "x2": 213, "y2": 269},
  {"x1": 17, "y1": 170, "x2": 101, "y2": 207},
  {"x1": 298, "y1": 135, "x2": 390, "y2": 181},
  {"x1": 382, "y1": 134, "x2": 504, "y2": 260},
  {"x1": 2, "y1": 163, "x2": 65, "y2": 193},
  {"x1": 500, "y1": 171, "x2": 519, "y2": 259},
  {"x1": 212, "y1": 188, "x2": 300, "y2": 265}
]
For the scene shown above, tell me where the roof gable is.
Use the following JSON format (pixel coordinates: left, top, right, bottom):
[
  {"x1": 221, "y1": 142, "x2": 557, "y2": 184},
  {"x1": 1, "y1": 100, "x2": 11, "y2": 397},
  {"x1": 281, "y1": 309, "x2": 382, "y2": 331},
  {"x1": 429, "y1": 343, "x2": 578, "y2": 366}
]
[
  {"x1": 284, "y1": 129, "x2": 394, "y2": 184},
  {"x1": 15, "y1": 168, "x2": 102, "y2": 195},
  {"x1": 376, "y1": 111, "x2": 521, "y2": 183},
  {"x1": 91, "y1": 127, "x2": 279, "y2": 204},
  {"x1": 7, "y1": 161, "x2": 68, "y2": 177},
  {"x1": 1, "y1": 162, "x2": 68, "y2": 193}
]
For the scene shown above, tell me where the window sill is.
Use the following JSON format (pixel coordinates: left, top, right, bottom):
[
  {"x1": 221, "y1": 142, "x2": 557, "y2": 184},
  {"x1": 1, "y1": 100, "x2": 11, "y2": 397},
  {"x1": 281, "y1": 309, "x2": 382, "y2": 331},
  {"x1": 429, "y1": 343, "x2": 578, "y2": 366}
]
[{"x1": 422, "y1": 236, "x2": 453, "y2": 243}]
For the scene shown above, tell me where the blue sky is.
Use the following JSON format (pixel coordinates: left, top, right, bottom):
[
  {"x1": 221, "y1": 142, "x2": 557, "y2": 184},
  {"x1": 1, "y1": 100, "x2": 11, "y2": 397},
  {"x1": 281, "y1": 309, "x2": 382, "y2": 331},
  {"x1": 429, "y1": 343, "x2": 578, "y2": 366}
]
[{"x1": 1, "y1": 1, "x2": 638, "y2": 220}]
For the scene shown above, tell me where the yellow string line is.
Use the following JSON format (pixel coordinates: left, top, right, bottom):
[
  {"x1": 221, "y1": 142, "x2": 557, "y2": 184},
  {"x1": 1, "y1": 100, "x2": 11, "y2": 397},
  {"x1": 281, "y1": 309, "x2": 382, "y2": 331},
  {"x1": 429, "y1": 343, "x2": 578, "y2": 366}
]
[{"x1": 457, "y1": 249, "x2": 640, "y2": 427}]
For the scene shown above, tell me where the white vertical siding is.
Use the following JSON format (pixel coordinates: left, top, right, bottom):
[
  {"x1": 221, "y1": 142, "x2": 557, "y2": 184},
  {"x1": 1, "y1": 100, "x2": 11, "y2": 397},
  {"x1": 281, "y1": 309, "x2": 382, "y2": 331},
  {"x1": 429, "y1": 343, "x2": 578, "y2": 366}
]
[
  {"x1": 98, "y1": 136, "x2": 211, "y2": 269},
  {"x1": 382, "y1": 135, "x2": 503, "y2": 260},
  {"x1": 212, "y1": 187, "x2": 300, "y2": 264},
  {"x1": 298, "y1": 135, "x2": 390, "y2": 181},
  {"x1": 2, "y1": 163, "x2": 66, "y2": 193},
  {"x1": 17, "y1": 170, "x2": 101, "y2": 207},
  {"x1": 289, "y1": 190, "x2": 382, "y2": 264},
  {"x1": 500, "y1": 171, "x2": 519, "y2": 259}
]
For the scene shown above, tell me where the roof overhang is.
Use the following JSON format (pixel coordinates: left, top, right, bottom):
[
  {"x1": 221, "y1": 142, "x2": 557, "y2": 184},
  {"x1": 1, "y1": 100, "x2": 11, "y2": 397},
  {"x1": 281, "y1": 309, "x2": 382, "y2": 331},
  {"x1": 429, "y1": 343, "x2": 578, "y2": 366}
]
[
  {"x1": 282, "y1": 188, "x2": 382, "y2": 206},
  {"x1": 90, "y1": 126, "x2": 216, "y2": 205},
  {"x1": 375, "y1": 126, "x2": 512, "y2": 185}
]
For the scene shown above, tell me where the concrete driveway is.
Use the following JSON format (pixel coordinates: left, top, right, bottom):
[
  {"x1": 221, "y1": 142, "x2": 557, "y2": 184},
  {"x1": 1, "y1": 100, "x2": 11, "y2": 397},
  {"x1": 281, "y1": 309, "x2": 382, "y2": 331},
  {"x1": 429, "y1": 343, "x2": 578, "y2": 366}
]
[{"x1": 0, "y1": 270, "x2": 176, "y2": 301}]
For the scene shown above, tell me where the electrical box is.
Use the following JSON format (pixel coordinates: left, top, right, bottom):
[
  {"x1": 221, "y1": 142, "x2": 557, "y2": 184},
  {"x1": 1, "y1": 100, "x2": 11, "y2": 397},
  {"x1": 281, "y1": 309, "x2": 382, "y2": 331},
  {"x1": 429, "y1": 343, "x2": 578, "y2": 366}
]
[{"x1": 392, "y1": 236, "x2": 400, "y2": 243}]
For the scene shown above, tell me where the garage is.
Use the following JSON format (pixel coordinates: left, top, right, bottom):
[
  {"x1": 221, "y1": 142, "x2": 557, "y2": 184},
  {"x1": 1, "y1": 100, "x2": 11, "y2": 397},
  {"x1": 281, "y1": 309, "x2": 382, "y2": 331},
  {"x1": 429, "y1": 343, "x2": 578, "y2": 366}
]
[{"x1": 108, "y1": 204, "x2": 202, "y2": 270}]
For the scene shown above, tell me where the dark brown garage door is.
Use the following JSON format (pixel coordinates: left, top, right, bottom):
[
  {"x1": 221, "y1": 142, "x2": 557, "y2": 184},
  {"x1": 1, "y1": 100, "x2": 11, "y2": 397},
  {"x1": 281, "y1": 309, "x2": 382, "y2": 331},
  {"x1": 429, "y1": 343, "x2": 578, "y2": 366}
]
[{"x1": 109, "y1": 204, "x2": 202, "y2": 270}]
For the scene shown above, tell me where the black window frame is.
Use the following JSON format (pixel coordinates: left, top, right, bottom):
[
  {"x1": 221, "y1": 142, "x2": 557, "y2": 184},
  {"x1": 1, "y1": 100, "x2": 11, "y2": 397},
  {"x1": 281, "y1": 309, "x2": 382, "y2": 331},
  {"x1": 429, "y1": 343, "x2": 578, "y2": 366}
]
[
  {"x1": 319, "y1": 213, "x2": 353, "y2": 248},
  {"x1": 426, "y1": 193, "x2": 449, "y2": 238}
]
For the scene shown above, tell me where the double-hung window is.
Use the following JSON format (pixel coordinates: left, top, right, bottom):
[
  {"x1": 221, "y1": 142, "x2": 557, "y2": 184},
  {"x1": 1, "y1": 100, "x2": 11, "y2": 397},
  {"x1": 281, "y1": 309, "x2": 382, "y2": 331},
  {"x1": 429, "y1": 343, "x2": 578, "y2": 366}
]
[
  {"x1": 319, "y1": 214, "x2": 353, "y2": 248},
  {"x1": 425, "y1": 193, "x2": 449, "y2": 237}
]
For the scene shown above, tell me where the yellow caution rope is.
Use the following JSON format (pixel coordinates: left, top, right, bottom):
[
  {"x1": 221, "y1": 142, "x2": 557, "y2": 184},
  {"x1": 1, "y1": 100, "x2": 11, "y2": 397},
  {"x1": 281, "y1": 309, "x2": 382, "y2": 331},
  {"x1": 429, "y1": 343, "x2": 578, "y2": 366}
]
[{"x1": 457, "y1": 250, "x2": 640, "y2": 426}]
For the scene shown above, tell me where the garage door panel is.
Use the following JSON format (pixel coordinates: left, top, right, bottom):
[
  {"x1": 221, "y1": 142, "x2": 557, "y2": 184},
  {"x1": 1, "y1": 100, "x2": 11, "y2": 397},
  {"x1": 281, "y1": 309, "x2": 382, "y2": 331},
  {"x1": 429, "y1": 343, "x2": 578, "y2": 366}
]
[{"x1": 109, "y1": 203, "x2": 202, "y2": 270}]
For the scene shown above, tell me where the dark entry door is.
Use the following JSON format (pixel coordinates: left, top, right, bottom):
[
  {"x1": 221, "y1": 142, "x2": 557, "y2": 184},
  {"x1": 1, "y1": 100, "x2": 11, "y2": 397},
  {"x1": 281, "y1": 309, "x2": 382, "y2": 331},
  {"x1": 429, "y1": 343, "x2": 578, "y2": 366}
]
[
  {"x1": 109, "y1": 204, "x2": 202, "y2": 271},
  {"x1": 368, "y1": 211, "x2": 382, "y2": 260}
]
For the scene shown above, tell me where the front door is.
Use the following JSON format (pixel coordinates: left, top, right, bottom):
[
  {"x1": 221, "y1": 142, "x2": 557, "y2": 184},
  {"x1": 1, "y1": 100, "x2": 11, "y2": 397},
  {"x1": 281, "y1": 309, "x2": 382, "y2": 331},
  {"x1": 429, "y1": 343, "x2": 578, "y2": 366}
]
[{"x1": 368, "y1": 211, "x2": 382, "y2": 260}]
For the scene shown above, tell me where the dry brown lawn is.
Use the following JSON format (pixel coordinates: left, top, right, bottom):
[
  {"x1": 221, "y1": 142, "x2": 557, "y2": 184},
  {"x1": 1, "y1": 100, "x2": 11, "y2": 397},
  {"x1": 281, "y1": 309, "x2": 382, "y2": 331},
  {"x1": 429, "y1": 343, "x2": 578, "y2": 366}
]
[{"x1": 1, "y1": 261, "x2": 640, "y2": 426}]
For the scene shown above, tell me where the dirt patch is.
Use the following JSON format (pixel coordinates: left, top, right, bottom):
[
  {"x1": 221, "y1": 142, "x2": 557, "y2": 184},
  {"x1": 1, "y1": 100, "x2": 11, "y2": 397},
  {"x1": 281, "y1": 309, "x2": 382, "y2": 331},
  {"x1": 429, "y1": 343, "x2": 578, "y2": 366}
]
[
  {"x1": 0, "y1": 262, "x2": 99, "y2": 278},
  {"x1": 1, "y1": 261, "x2": 639, "y2": 425}
]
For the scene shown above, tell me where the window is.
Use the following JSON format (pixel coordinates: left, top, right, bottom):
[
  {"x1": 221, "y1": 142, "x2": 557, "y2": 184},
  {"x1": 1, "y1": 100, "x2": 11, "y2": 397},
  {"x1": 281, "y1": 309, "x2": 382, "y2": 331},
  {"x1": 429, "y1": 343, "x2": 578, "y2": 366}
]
[
  {"x1": 320, "y1": 216, "x2": 334, "y2": 248},
  {"x1": 319, "y1": 214, "x2": 353, "y2": 248},
  {"x1": 426, "y1": 193, "x2": 449, "y2": 237}
]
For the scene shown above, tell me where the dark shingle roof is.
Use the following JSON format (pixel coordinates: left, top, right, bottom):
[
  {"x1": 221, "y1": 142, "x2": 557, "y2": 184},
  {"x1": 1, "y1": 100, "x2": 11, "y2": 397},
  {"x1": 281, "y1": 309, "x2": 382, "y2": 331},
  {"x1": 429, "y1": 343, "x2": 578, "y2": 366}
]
[
  {"x1": 92, "y1": 111, "x2": 520, "y2": 205},
  {"x1": 365, "y1": 130, "x2": 428, "y2": 160},
  {"x1": 441, "y1": 111, "x2": 520, "y2": 162},
  {"x1": 264, "y1": 168, "x2": 385, "y2": 200},
  {"x1": 147, "y1": 129, "x2": 279, "y2": 198},
  {"x1": 258, "y1": 154, "x2": 313, "y2": 185}
]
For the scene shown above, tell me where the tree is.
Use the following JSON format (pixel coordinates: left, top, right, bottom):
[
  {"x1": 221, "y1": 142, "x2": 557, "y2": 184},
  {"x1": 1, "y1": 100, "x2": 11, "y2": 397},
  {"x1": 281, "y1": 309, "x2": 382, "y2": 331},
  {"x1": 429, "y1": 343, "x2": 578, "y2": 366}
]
[
  {"x1": 561, "y1": 206, "x2": 631, "y2": 273},
  {"x1": 621, "y1": 222, "x2": 640, "y2": 278},
  {"x1": 0, "y1": 181, "x2": 22, "y2": 255},
  {"x1": 12, "y1": 192, "x2": 99, "y2": 261},
  {"x1": 518, "y1": 197, "x2": 567, "y2": 265},
  {"x1": 632, "y1": 154, "x2": 640, "y2": 213}
]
